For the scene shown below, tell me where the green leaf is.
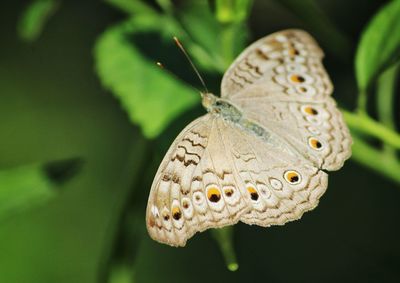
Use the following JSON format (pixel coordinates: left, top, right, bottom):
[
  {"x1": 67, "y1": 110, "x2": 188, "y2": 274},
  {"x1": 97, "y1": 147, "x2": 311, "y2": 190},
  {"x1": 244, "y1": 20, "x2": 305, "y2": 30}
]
[
  {"x1": 94, "y1": 17, "x2": 200, "y2": 138},
  {"x1": 177, "y1": 1, "x2": 249, "y2": 71},
  {"x1": 17, "y1": 0, "x2": 59, "y2": 42},
  {"x1": 0, "y1": 158, "x2": 81, "y2": 220},
  {"x1": 355, "y1": 0, "x2": 400, "y2": 91}
]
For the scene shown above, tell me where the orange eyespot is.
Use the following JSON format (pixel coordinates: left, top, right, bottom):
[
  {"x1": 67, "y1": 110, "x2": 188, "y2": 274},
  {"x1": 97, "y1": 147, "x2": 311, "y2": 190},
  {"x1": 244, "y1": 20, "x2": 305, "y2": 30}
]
[
  {"x1": 247, "y1": 186, "x2": 259, "y2": 201},
  {"x1": 303, "y1": 106, "x2": 318, "y2": 115},
  {"x1": 172, "y1": 206, "x2": 182, "y2": 220},
  {"x1": 290, "y1": 74, "x2": 305, "y2": 83},
  {"x1": 207, "y1": 187, "x2": 221, "y2": 202},
  {"x1": 224, "y1": 187, "x2": 234, "y2": 197},
  {"x1": 309, "y1": 137, "x2": 323, "y2": 150},
  {"x1": 284, "y1": 170, "x2": 301, "y2": 184},
  {"x1": 288, "y1": 48, "x2": 300, "y2": 56}
]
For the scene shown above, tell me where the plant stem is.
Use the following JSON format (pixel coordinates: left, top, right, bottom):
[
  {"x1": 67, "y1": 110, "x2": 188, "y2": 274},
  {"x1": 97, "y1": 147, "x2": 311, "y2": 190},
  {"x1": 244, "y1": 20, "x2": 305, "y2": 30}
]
[
  {"x1": 351, "y1": 135, "x2": 400, "y2": 184},
  {"x1": 211, "y1": 227, "x2": 239, "y2": 271},
  {"x1": 356, "y1": 90, "x2": 368, "y2": 115},
  {"x1": 220, "y1": 24, "x2": 237, "y2": 69},
  {"x1": 342, "y1": 109, "x2": 400, "y2": 150},
  {"x1": 376, "y1": 62, "x2": 399, "y2": 155}
]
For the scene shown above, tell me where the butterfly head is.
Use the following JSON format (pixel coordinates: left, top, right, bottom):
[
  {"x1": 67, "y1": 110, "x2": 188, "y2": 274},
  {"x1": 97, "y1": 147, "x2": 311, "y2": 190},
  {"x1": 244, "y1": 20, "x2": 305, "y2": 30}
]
[{"x1": 201, "y1": 92, "x2": 218, "y2": 111}]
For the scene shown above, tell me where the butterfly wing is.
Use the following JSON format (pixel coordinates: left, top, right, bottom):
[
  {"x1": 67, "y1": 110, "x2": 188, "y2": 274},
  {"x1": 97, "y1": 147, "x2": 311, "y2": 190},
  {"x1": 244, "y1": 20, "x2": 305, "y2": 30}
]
[
  {"x1": 147, "y1": 114, "x2": 250, "y2": 247},
  {"x1": 147, "y1": 114, "x2": 328, "y2": 246},
  {"x1": 213, "y1": 118, "x2": 328, "y2": 227},
  {"x1": 221, "y1": 29, "x2": 331, "y2": 101},
  {"x1": 221, "y1": 29, "x2": 351, "y2": 171}
]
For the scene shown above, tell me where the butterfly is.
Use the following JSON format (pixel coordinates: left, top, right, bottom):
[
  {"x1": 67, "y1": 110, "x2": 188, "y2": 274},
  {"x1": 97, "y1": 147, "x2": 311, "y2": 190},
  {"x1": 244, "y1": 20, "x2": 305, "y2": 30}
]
[{"x1": 146, "y1": 29, "x2": 352, "y2": 247}]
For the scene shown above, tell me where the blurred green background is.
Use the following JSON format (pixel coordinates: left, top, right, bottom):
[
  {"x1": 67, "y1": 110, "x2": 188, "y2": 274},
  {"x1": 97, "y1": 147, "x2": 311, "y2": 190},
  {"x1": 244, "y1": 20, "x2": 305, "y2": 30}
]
[{"x1": 1, "y1": 0, "x2": 400, "y2": 282}]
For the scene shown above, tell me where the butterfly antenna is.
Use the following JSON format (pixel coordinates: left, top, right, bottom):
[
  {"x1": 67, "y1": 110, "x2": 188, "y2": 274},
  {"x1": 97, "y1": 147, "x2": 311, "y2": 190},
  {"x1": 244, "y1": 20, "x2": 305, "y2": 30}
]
[
  {"x1": 156, "y1": 61, "x2": 202, "y2": 93},
  {"x1": 173, "y1": 36, "x2": 209, "y2": 93}
]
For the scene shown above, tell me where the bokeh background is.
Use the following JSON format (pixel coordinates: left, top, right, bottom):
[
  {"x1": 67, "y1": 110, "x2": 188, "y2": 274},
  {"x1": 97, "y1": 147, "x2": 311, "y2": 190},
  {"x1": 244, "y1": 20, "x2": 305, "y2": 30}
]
[{"x1": 1, "y1": 0, "x2": 400, "y2": 282}]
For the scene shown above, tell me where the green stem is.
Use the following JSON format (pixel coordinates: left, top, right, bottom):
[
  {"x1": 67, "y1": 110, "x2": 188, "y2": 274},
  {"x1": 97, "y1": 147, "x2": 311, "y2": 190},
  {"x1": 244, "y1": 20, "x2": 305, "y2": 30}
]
[
  {"x1": 351, "y1": 135, "x2": 400, "y2": 184},
  {"x1": 211, "y1": 227, "x2": 239, "y2": 271},
  {"x1": 220, "y1": 24, "x2": 237, "y2": 69},
  {"x1": 376, "y1": 62, "x2": 400, "y2": 154},
  {"x1": 356, "y1": 90, "x2": 368, "y2": 115},
  {"x1": 98, "y1": 135, "x2": 149, "y2": 283},
  {"x1": 342, "y1": 109, "x2": 400, "y2": 150},
  {"x1": 215, "y1": 0, "x2": 254, "y2": 70}
]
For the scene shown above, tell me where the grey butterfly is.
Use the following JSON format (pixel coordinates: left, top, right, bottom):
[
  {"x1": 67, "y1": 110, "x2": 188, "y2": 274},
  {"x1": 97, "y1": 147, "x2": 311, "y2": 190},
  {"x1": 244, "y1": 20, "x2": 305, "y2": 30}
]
[{"x1": 146, "y1": 29, "x2": 352, "y2": 247}]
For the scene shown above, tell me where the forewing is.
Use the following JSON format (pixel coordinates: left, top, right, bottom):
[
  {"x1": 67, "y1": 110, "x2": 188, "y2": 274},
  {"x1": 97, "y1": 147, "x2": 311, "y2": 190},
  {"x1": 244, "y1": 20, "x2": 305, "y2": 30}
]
[
  {"x1": 147, "y1": 114, "x2": 251, "y2": 247},
  {"x1": 221, "y1": 29, "x2": 332, "y2": 101}
]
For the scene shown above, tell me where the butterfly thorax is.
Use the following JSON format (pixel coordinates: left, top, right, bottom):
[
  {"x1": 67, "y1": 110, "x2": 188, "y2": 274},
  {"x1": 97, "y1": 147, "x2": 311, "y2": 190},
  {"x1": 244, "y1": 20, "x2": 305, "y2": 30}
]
[
  {"x1": 201, "y1": 92, "x2": 272, "y2": 142},
  {"x1": 201, "y1": 92, "x2": 242, "y2": 122}
]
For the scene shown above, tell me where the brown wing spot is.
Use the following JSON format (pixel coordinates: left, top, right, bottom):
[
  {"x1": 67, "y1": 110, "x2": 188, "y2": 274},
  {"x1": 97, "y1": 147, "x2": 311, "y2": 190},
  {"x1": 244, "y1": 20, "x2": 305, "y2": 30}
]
[
  {"x1": 224, "y1": 187, "x2": 234, "y2": 197},
  {"x1": 182, "y1": 200, "x2": 189, "y2": 209},
  {"x1": 172, "y1": 174, "x2": 180, "y2": 184},
  {"x1": 162, "y1": 174, "x2": 171, "y2": 181},
  {"x1": 256, "y1": 49, "x2": 269, "y2": 60},
  {"x1": 162, "y1": 212, "x2": 170, "y2": 221},
  {"x1": 207, "y1": 187, "x2": 221, "y2": 202},
  {"x1": 148, "y1": 216, "x2": 156, "y2": 227},
  {"x1": 247, "y1": 186, "x2": 259, "y2": 201},
  {"x1": 172, "y1": 206, "x2": 182, "y2": 220},
  {"x1": 290, "y1": 74, "x2": 305, "y2": 83},
  {"x1": 299, "y1": 86, "x2": 307, "y2": 92}
]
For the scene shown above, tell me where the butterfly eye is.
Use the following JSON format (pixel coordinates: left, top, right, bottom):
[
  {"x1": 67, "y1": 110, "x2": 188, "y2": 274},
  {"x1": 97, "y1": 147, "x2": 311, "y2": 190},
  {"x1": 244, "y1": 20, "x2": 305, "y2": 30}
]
[
  {"x1": 246, "y1": 185, "x2": 259, "y2": 201},
  {"x1": 207, "y1": 186, "x2": 221, "y2": 202},
  {"x1": 284, "y1": 170, "x2": 301, "y2": 184},
  {"x1": 309, "y1": 137, "x2": 323, "y2": 150},
  {"x1": 172, "y1": 206, "x2": 182, "y2": 220}
]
